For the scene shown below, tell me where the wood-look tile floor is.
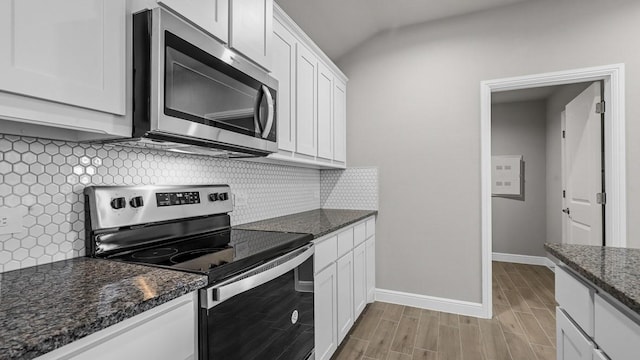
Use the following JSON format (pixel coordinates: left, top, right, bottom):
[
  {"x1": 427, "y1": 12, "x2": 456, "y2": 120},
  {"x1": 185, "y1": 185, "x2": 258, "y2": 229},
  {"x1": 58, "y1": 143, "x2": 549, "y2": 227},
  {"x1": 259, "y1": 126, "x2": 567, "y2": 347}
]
[{"x1": 332, "y1": 261, "x2": 557, "y2": 360}]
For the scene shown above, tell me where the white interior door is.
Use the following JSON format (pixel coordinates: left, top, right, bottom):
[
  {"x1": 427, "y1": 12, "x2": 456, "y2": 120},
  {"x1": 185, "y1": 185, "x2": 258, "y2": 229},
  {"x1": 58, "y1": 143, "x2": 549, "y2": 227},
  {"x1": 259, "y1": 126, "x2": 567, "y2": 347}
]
[{"x1": 562, "y1": 82, "x2": 603, "y2": 246}]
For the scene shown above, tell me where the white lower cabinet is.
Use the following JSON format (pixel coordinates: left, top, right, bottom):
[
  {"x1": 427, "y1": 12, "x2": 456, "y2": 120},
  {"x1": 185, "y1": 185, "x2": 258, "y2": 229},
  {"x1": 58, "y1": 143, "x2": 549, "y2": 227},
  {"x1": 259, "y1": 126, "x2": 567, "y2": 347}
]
[
  {"x1": 557, "y1": 307, "x2": 594, "y2": 360},
  {"x1": 353, "y1": 242, "x2": 367, "y2": 319},
  {"x1": 555, "y1": 264, "x2": 640, "y2": 360},
  {"x1": 314, "y1": 263, "x2": 338, "y2": 360},
  {"x1": 36, "y1": 293, "x2": 197, "y2": 360},
  {"x1": 594, "y1": 294, "x2": 640, "y2": 360},
  {"x1": 313, "y1": 216, "x2": 376, "y2": 359},
  {"x1": 336, "y1": 252, "x2": 354, "y2": 343},
  {"x1": 365, "y1": 235, "x2": 376, "y2": 303}
]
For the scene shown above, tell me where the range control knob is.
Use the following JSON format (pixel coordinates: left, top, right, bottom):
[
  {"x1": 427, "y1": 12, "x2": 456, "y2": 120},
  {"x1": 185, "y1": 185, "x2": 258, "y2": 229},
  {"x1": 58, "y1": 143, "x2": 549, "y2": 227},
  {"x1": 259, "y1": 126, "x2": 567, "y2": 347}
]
[
  {"x1": 130, "y1": 196, "x2": 144, "y2": 208},
  {"x1": 110, "y1": 197, "x2": 126, "y2": 210},
  {"x1": 219, "y1": 192, "x2": 229, "y2": 201},
  {"x1": 208, "y1": 193, "x2": 219, "y2": 202}
]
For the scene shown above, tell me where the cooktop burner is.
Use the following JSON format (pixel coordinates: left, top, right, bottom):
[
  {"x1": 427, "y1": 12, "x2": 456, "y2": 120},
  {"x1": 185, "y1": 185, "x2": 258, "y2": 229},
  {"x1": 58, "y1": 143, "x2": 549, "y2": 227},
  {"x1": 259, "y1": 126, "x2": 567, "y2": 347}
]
[
  {"x1": 169, "y1": 247, "x2": 229, "y2": 264},
  {"x1": 131, "y1": 247, "x2": 178, "y2": 260}
]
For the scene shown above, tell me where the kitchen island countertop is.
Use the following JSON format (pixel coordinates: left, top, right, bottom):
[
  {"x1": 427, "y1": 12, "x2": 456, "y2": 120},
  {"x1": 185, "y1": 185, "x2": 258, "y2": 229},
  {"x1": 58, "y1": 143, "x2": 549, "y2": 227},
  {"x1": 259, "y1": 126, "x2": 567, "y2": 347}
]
[
  {"x1": 545, "y1": 243, "x2": 640, "y2": 315},
  {"x1": 0, "y1": 257, "x2": 207, "y2": 359}
]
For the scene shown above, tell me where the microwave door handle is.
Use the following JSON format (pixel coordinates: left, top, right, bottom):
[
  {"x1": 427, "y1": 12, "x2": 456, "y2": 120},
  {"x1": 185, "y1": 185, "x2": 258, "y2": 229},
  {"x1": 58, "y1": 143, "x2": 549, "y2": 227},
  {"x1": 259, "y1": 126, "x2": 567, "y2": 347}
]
[
  {"x1": 253, "y1": 86, "x2": 265, "y2": 134},
  {"x1": 261, "y1": 85, "x2": 274, "y2": 139}
]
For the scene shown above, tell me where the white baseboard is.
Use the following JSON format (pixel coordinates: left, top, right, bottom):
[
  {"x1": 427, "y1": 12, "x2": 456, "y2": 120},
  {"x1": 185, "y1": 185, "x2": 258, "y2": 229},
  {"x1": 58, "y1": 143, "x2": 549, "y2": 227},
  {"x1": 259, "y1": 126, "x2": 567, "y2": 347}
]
[
  {"x1": 375, "y1": 288, "x2": 488, "y2": 318},
  {"x1": 492, "y1": 252, "x2": 555, "y2": 270}
]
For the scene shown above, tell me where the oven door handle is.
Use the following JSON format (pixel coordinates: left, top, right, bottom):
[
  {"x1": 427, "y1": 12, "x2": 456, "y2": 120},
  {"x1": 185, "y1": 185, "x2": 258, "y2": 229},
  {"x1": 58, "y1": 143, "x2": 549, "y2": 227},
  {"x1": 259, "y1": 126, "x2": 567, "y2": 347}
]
[{"x1": 201, "y1": 244, "x2": 314, "y2": 309}]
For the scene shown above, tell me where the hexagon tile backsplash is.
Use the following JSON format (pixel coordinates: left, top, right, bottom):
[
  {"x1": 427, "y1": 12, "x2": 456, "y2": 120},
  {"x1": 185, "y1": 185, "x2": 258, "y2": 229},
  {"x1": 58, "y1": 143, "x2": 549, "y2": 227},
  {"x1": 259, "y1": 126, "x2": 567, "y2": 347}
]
[
  {"x1": 321, "y1": 167, "x2": 378, "y2": 210},
  {"x1": 0, "y1": 134, "x2": 320, "y2": 272}
]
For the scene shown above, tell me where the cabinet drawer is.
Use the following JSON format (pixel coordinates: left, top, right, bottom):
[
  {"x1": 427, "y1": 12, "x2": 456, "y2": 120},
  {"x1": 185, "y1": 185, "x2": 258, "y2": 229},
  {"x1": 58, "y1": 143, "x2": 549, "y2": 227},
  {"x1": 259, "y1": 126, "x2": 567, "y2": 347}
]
[
  {"x1": 337, "y1": 228, "x2": 354, "y2": 257},
  {"x1": 594, "y1": 294, "x2": 640, "y2": 360},
  {"x1": 315, "y1": 236, "x2": 337, "y2": 273},
  {"x1": 557, "y1": 307, "x2": 595, "y2": 360},
  {"x1": 366, "y1": 218, "x2": 376, "y2": 238},
  {"x1": 354, "y1": 223, "x2": 366, "y2": 246},
  {"x1": 556, "y1": 265, "x2": 595, "y2": 337}
]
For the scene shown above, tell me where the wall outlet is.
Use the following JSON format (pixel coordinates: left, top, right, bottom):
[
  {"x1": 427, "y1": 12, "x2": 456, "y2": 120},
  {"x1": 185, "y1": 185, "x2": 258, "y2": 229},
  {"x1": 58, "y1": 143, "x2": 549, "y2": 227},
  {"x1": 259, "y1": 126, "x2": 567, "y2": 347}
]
[
  {"x1": 234, "y1": 192, "x2": 248, "y2": 207},
  {"x1": 0, "y1": 207, "x2": 24, "y2": 235}
]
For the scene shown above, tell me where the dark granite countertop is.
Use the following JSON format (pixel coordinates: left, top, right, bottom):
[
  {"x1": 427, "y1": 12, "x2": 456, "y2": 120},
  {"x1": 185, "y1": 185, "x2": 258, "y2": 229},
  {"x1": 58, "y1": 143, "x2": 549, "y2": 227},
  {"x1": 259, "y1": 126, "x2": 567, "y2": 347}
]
[
  {"x1": 0, "y1": 257, "x2": 208, "y2": 360},
  {"x1": 545, "y1": 243, "x2": 640, "y2": 315},
  {"x1": 235, "y1": 209, "x2": 378, "y2": 239}
]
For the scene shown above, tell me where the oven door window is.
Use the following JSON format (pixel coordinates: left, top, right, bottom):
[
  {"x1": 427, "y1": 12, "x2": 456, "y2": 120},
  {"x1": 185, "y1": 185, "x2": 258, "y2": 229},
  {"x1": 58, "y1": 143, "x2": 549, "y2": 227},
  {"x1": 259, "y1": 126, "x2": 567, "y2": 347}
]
[
  {"x1": 164, "y1": 32, "x2": 276, "y2": 141},
  {"x1": 202, "y1": 261, "x2": 314, "y2": 360}
]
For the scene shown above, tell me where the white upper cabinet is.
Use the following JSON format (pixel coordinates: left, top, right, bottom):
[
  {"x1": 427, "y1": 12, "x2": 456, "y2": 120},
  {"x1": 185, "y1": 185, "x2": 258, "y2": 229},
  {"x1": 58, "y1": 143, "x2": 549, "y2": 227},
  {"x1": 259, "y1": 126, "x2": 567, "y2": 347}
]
[
  {"x1": 259, "y1": 4, "x2": 348, "y2": 169},
  {"x1": 271, "y1": 19, "x2": 296, "y2": 152},
  {"x1": 295, "y1": 44, "x2": 318, "y2": 157},
  {"x1": 317, "y1": 62, "x2": 334, "y2": 160},
  {"x1": 159, "y1": 0, "x2": 229, "y2": 43},
  {"x1": 0, "y1": 0, "x2": 126, "y2": 116},
  {"x1": 333, "y1": 78, "x2": 347, "y2": 163},
  {"x1": 229, "y1": 0, "x2": 272, "y2": 70}
]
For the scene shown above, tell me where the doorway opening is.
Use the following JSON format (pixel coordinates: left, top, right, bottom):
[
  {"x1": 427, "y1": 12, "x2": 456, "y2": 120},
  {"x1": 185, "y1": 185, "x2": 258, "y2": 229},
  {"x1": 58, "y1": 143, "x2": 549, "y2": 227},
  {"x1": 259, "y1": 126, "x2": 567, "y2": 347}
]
[{"x1": 479, "y1": 64, "x2": 626, "y2": 319}]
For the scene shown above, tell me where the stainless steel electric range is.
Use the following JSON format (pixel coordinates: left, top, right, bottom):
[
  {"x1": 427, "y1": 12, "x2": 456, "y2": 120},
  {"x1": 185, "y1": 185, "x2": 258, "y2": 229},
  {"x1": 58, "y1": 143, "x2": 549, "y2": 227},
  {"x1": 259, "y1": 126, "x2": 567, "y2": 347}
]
[{"x1": 84, "y1": 185, "x2": 315, "y2": 360}]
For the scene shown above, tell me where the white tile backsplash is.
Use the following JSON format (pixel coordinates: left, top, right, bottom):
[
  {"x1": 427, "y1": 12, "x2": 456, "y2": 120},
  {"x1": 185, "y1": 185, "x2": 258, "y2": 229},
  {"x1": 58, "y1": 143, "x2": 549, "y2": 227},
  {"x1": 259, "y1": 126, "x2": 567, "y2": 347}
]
[
  {"x1": 320, "y1": 167, "x2": 378, "y2": 210},
  {"x1": 0, "y1": 134, "x2": 320, "y2": 272}
]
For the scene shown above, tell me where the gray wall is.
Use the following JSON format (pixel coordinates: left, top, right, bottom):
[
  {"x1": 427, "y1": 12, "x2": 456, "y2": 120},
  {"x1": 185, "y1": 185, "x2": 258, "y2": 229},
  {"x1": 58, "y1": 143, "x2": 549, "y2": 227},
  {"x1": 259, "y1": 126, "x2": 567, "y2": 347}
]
[
  {"x1": 338, "y1": 0, "x2": 640, "y2": 302},
  {"x1": 492, "y1": 100, "x2": 547, "y2": 257},
  {"x1": 545, "y1": 83, "x2": 592, "y2": 245}
]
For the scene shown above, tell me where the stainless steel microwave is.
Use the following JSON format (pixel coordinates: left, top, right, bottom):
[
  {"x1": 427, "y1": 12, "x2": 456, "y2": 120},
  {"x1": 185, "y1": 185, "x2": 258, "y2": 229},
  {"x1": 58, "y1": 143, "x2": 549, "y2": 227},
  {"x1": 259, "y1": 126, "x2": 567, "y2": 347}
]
[{"x1": 125, "y1": 7, "x2": 278, "y2": 157}]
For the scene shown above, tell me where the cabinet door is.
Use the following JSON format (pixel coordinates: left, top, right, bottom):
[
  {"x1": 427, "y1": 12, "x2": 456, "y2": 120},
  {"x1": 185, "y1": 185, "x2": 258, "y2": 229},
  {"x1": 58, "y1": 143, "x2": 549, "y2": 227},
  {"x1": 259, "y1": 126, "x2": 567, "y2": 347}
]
[
  {"x1": 229, "y1": 0, "x2": 272, "y2": 70},
  {"x1": 592, "y1": 349, "x2": 609, "y2": 360},
  {"x1": 556, "y1": 266, "x2": 595, "y2": 337},
  {"x1": 353, "y1": 242, "x2": 367, "y2": 319},
  {"x1": 366, "y1": 235, "x2": 376, "y2": 303},
  {"x1": 315, "y1": 264, "x2": 338, "y2": 360},
  {"x1": 317, "y1": 62, "x2": 334, "y2": 160},
  {"x1": 272, "y1": 19, "x2": 296, "y2": 152},
  {"x1": 159, "y1": 0, "x2": 229, "y2": 43},
  {"x1": 594, "y1": 294, "x2": 640, "y2": 360},
  {"x1": 336, "y1": 252, "x2": 354, "y2": 343},
  {"x1": 557, "y1": 307, "x2": 594, "y2": 360},
  {"x1": 0, "y1": 0, "x2": 125, "y2": 115},
  {"x1": 295, "y1": 44, "x2": 318, "y2": 156},
  {"x1": 333, "y1": 78, "x2": 347, "y2": 162}
]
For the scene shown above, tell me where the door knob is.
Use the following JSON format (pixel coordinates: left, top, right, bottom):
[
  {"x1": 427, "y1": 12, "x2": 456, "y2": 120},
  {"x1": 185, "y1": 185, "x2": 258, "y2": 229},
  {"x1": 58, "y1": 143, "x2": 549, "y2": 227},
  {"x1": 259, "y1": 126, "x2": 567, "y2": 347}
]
[{"x1": 562, "y1": 208, "x2": 570, "y2": 215}]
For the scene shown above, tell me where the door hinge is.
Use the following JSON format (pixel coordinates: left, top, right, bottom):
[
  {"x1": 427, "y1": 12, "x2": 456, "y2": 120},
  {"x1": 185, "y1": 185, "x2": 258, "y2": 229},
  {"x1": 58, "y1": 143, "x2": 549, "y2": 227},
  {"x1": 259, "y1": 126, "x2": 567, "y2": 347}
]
[
  {"x1": 596, "y1": 192, "x2": 606, "y2": 205},
  {"x1": 562, "y1": 190, "x2": 566, "y2": 198},
  {"x1": 596, "y1": 100, "x2": 606, "y2": 114},
  {"x1": 562, "y1": 130, "x2": 566, "y2": 139}
]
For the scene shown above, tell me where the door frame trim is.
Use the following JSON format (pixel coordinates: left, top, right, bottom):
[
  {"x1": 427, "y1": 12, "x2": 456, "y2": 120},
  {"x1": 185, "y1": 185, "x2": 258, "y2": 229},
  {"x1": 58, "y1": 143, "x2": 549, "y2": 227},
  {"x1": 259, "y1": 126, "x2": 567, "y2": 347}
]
[{"x1": 479, "y1": 63, "x2": 626, "y2": 319}]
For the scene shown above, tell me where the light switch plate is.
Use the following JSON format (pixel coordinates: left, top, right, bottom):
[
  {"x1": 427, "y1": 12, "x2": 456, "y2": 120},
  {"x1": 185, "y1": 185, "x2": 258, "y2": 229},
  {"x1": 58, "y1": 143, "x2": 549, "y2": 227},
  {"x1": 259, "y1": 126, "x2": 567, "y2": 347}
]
[{"x1": 0, "y1": 207, "x2": 24, "y2": 235}]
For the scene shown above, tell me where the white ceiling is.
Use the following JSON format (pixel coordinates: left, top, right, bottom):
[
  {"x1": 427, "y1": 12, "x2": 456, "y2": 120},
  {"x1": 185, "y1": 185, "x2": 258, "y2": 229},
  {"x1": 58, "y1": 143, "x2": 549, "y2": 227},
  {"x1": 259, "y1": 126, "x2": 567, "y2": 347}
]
[{"x1": 275, "y1": 0, "x2": 535, "y2": 60}]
